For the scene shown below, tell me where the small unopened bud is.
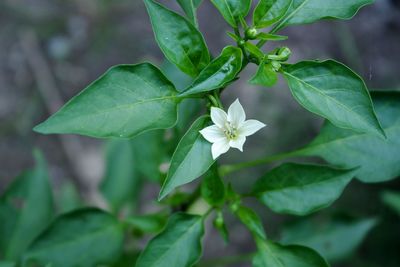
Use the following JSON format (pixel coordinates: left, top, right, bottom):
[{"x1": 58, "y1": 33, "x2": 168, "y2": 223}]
[
  {"x1": 271, "y1": 61, "x2": 281, "y2": 71},
  {"x1": 245, "y1": 27, "x2": 258, "y2": 40},
  {"x1": 267, "y1": 47, "x2": 291, "y2": 61},
  {"x1": 238, "y1": 39, "x2": 246, "y2": 47}
]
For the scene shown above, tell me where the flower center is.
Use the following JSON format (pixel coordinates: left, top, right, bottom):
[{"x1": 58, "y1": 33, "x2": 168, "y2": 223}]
[{"x1": 224, "y1": 122, "x2": 238, "y2": 140}]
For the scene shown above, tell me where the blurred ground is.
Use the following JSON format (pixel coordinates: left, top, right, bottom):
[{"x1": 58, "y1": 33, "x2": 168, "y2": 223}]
[{"x1": 1, "y1": 0, "x2": 400, "y2": 266}]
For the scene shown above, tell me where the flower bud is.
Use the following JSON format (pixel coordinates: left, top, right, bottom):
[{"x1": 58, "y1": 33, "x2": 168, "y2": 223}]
[{"x1": 245, "y1": 27, "x2": 258, "y2": 40}]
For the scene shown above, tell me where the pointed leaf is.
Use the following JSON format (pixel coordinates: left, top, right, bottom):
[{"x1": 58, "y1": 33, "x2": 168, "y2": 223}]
[
  {"x1": 180, "y1": 46, "x2": 243, "y2": 96},
  {"x1": 249, "y1": 61, "x2": 278, "y2": 87},
  {"x1": 253, "y1": 0, "x2": 293, "y2": 28},
  {"x1": 177, "y1": 0, "x2": 199, "y2": 26},
  {"x1": 298, "y1": 91, "x2": 400, "y2": 183},
  {"x1": 145, "y1": 0, "x2": 210, "y2": 77},
  {"x1": 0, "y1": 151, "x2": 53, "y2": 260},
  {"x1": 253, "y1": 163, "x2": 356, "y2": 215},
  {"x1": 34, "y1": 63, "x2": 179, "y2": 138},
  {"x1": 22, "y1": 208, "x2": 124, "y2": 267},
  {"x1": 256, "y1": 32, "x2": 288, "y2": 41},
  {"x1": 281, "y1": 217, "x2": 378, "y2": 261},
  {"x1": 235, "y1": 206, "x2": 266, "y2": 240},
  {"x1": 274, "y1": 0, "x2": 373, "y2": 31},
  {"x1": 135, "y1": 213, "x2": 204, "y2": 267},
  {"x1": 211, "y1": 0, "x2": 252, "y2": 27},
  {"x1": 253, "y1": 238, "x2": 329, "y2": 267},
  {"x1": 159, "y1": 116, "x2": 214, "y2": 200},
  {"x1": 283, "y1": 60, "x2": 385, "y2": 137}
]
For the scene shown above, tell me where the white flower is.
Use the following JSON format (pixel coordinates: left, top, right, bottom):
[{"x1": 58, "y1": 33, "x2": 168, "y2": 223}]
[{"x1": 200, "y1": 99, "x2": 266, "y2": 159}]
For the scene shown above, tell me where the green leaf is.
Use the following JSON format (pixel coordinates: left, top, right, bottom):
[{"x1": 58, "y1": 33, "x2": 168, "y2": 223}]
[
  {"x1": 244, "y1": 42, "x2": 265, "y2": 60},
  {"x1": 211, "y1": 0, "x2": 252, "y2": 27},
  {"x1": 253, "y1": 0, "x2": 293, "y2": 28},
  {"x1": 177, "y1": 0, "x2": 199, "y2": 26},
  {"x1": 144, "y1": 0, "x2": 210, "y2": 77},
  {"x1": 180, "y1": 46, "x2": 243, "y2": 96},
  {"x1": 34, "y1": 63, "x2": 180, "y2": 138},
  {"x1": 256, "y1": 32, "x2": 288, "y2": 41},
  {"x1": 253, "y1": 163, "x2": 356, "y2": 215},
  {"x1": 0, "y1": 151, "x2": 53, "y2": 260},
  {"x1": 124, "y1": 213, "x2": 168, "y2": 234},
  {"x1": 249, "y1": 61, "x2": 278, "y2": 87},
  {"x1": 382, "y1": 191, "x2": 400, "y2": 215},
  {"x1": 253, "y1": 238, "x2": 329, "y2": 267},
  {"x1": 135, "y1": 213, "x2": 204, "y2": 267},
  {"x1": 298, "y1": 91, "x2": 400, "y2": 183},
  {"x1": 100, "y1": 140, "x2": 140, "y2": 211},
  {"x1": 0, "y1": 262, "x2": 16, "y2": 267},
  {"x1": 273, "y1": 0, "x2": 373, "y2": 31},
  {"x1": 281, "y1": 217, "x2": 378, "y2": 261},
  {"x1": 283, "y1": 60, "x2": 385, "y2": 137},
  {"x1": 235, "y1": 206, "x2": 266, "y2": 240},
  {"x1": 201, "y1": 164, "x2": 225, "y2": 206},
  {"x1": 22, "y1": 208, "x2": 124, "y2": 267},
  {"x1": 159, "y1": 116, "x2": 214, "y2": 200}
]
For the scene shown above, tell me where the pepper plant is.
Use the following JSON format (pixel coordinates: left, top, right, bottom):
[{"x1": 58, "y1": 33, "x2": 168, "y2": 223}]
[{"x1": 1, "y1": 0, "x2": 400, "y2": 266}]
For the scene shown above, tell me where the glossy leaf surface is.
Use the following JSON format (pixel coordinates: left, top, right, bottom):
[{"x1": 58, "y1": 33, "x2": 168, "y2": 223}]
[
  {"x1": 211, "y1": 0, "x2": 252, "y2": 27},
  {"x1": 249, "y1": 61, "x2": 278, "y2": 87},
  {"x1": 299, "y1": 91, "x2": 400, "y2": 183},
  {"x1": 159, "y1": 116, "x2": 214, "y2": 200},
  {"x1": 273, "y1": 0, "x2": 373, "y2": 31},
  {"x1": 22, "y1": 209, "x2": 124, "y2": 267},
  {"x1": 34, "y1": 63, "x2": 179, "y2": 138},
  {"x1": 253, "y1": 0, "x2": 293, "y2": 28},
  {"x1": 136, "y1": 213, "x2": 204, "y2": 267},
  {"x1": 177, "y1": 0, "x2": 199, "y2": 26},
  {"x1": 145, "y1": 0, "x2": 210, "y2": 77},
  {"x1": 283, "y1": 60, "x2": 384, "y2": 137},
  {"x1": 180, "y1": 46, "x2": 242, "y2": 96},
  {"x1": 253, "y1": 163, "x2": 356, "y2": 215}
]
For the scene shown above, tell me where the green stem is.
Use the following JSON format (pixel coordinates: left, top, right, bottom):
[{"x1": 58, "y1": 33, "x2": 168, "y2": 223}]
[{"x1": 219, "y1": 148, "x2": 306, "y2": 176}]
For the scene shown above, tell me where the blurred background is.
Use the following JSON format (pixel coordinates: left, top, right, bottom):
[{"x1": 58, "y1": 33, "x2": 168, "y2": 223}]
[{"x1": 1, "y1": 0, "x2": 399, "y2": 266}]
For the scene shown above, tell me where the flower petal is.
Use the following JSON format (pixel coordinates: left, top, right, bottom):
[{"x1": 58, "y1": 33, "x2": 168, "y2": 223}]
[
  {"x1": 229, "y1": 136, "x2": 246, "y2": 152},
  {"x1": 239, "y1": 120, "x2": 266, "y2": 136},
  {"x1": 211, "y1": 138, "x2": 230, "y2": 159},
  {"x1": 200, "y1": 125, "x2": 226, "y2": 143},
  {"x1": 227, "y1": 99, "x2": 246, "y2": 128},
  {"x1": 211, "y1": 107, "x2": 228, "y2": 128}
]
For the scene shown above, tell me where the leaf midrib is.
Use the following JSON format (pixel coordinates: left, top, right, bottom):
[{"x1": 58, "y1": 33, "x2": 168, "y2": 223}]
[
  {"x1": 284, "y1": 71, "x2": 373, "y2": 130},
  {"x1": 143, "y1": 219, "x2": 201, "y2": 267},
  {"x1": 184, "y1": 52, "x2": 239, "y2": 94}
]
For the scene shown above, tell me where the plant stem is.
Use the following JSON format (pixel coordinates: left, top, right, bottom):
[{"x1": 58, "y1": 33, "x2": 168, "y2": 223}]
[{"x1": 219, "y1": 148, "x2": 306, "y2": 176}]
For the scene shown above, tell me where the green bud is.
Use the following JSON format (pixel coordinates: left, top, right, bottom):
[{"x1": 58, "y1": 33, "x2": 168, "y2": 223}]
[
  {"x1": 271, "y1": 61, "x2": 281, "y2": 71},
  {"x1": 245, "y1": 27, "x2": 258, "y2": 40},
  {"x1": 267, "y1": 47, "x2": 291, "y2": 61},
  {"x1": 238, "y1": 39, "x2": 246, "y2": 47}
]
